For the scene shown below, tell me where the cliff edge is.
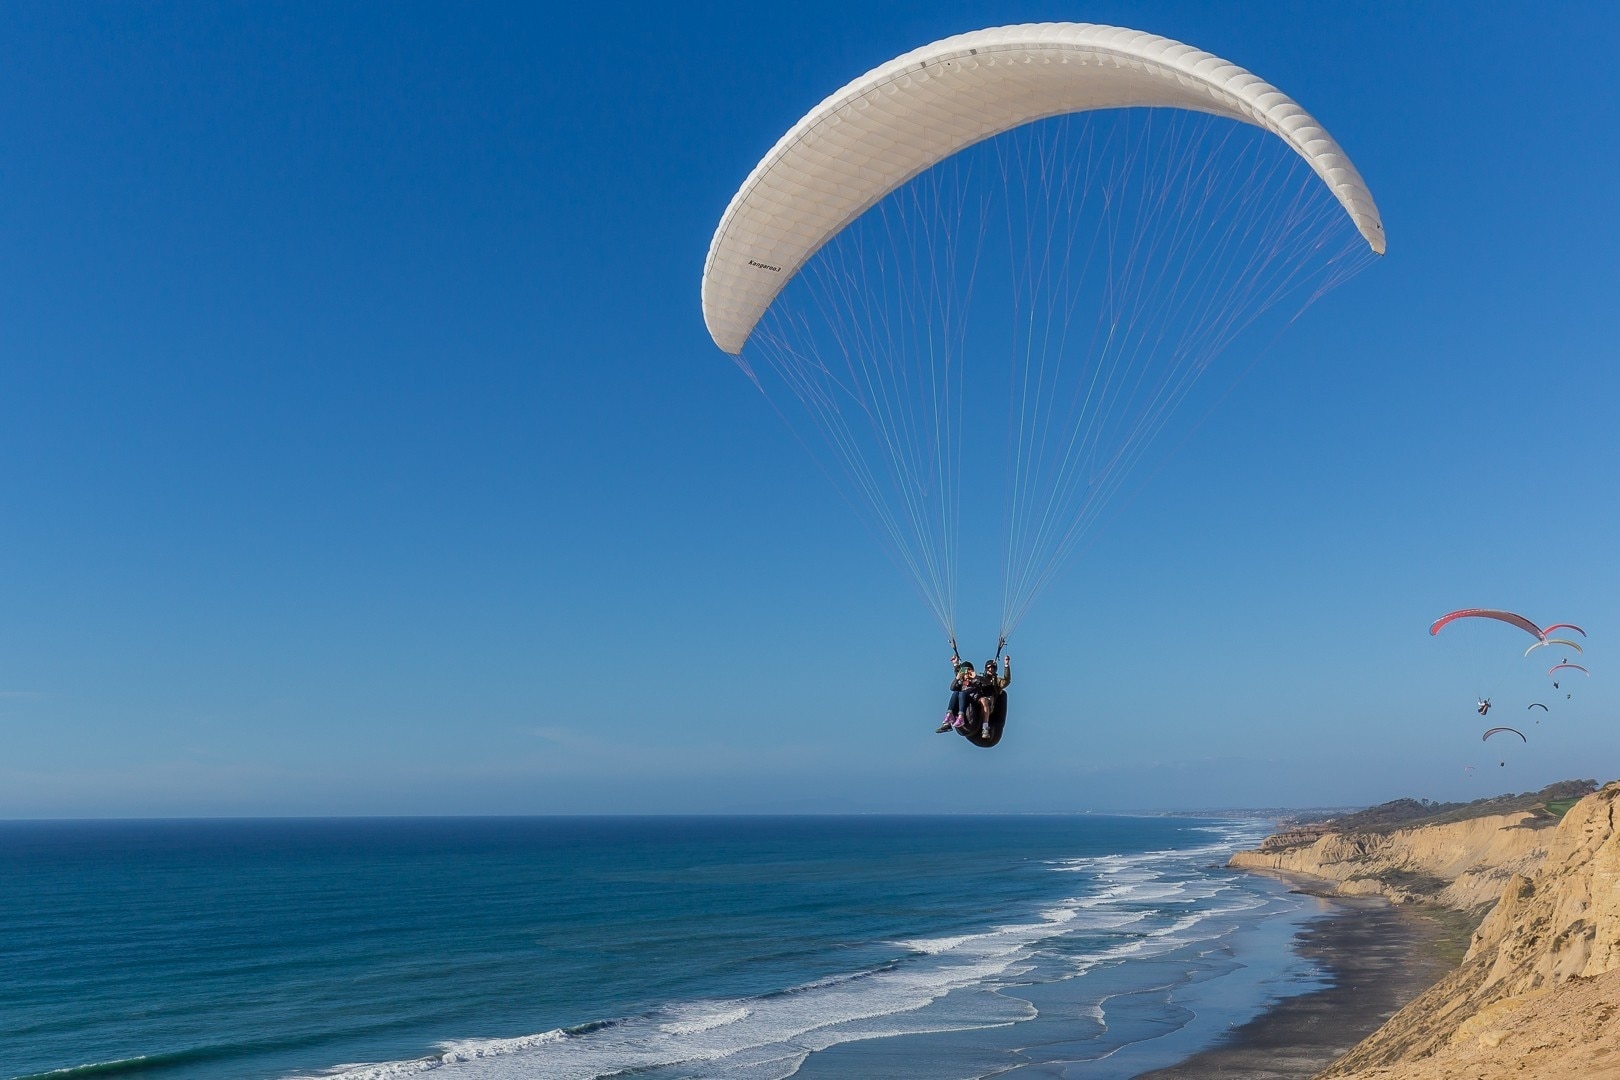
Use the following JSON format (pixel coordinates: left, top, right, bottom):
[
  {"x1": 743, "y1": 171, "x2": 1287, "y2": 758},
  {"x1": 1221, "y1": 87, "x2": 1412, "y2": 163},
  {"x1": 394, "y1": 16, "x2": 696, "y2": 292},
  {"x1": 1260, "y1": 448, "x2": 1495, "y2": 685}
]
[
  {"x1": 1229, "y1": 804, "x2": 1556, "y2": 912},
  {"x1": 1229, "y1": 780, "x2": 1620, "y2": 1079}
]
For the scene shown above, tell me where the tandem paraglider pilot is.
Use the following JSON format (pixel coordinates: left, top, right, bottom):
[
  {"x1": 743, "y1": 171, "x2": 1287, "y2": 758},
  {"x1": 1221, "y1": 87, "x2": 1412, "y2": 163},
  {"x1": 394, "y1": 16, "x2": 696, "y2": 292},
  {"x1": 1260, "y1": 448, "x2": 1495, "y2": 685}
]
[
  {"x1": 935, "y1": 648, "x2": 1011, "y2": 748},
  {"x1": 702, "y1": 24, "x2": 1386, "y2": 755}
]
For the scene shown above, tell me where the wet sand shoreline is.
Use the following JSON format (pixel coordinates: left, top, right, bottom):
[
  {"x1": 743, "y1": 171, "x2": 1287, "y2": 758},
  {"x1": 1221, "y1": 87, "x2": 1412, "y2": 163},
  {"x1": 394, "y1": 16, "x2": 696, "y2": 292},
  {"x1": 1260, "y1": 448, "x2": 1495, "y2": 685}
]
[{"x1": 1134, "y1": 877, "x2": 1464, "y2": 1080}]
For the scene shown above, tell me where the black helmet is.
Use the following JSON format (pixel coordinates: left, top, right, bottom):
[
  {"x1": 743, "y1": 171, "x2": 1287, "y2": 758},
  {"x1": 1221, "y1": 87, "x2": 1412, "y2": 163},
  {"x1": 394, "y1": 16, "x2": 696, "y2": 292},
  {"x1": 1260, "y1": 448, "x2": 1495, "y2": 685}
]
[{"x1": 984, "y1": 659, "x2": 998, "y2": 672}]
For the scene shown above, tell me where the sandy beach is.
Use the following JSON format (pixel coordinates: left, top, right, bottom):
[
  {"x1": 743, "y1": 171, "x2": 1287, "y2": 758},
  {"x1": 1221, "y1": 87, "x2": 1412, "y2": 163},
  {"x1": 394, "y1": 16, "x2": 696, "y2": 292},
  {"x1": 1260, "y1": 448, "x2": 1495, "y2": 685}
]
[{"x1": 1137, "y1": 884, "x2": 1462, "y2": 1080}]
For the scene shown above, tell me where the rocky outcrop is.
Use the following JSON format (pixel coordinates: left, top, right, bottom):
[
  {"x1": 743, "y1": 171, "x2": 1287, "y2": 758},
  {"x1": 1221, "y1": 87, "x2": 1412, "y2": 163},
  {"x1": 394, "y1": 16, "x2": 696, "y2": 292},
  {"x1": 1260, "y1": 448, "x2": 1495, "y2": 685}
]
[
  {"x1": 1303, "y1": 781, "x2": 1620, "y2": 1078},
  {"x1": 1258, "y1": 826, "x2": 1332, "y2": 851},
  {"x1": 1229, "y1": 807, "x2": 1557, "y2": 911}
]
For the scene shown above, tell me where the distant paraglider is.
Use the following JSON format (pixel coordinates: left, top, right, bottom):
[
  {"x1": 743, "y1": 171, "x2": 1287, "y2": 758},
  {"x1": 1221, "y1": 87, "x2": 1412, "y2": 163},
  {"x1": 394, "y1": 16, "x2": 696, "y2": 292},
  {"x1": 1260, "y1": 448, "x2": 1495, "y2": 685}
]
[
  {"x1": 1430, "y1": 609, "x2": 1594, "y2": 777},
  {"x1": 1430, "y1": 610, "x2": 1590, "y2": 649},
  {"x1": 1524, "y1": 638, "x2": 1583, "y2": 657},
  {"x1": 1429, "y1": 609, "x2": 1544, "y2": 641}
]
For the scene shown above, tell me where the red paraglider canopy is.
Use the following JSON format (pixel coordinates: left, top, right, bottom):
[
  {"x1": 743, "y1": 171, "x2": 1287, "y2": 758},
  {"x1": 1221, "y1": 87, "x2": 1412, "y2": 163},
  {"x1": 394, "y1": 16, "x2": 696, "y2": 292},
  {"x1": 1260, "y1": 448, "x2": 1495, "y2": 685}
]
[{"x1": 1429, "y1": 609, "x2": 1543, "y2": 640}]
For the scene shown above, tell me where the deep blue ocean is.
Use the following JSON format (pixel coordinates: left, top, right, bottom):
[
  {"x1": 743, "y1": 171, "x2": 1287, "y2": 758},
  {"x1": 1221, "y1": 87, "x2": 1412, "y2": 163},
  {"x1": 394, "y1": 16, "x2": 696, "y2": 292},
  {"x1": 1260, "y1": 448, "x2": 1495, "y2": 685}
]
[{"x1": 1, "y1": 816, "x2": 1330, "y2": 1080}]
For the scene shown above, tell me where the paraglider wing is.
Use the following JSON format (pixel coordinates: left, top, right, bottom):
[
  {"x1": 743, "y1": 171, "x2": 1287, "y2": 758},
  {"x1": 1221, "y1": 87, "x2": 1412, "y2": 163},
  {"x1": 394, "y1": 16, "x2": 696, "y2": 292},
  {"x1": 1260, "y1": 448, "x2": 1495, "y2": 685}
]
[
  {"x1": 1524, "y1": 638, "x2": 1582, "y2": 657},
  {"x1": 1482, "y1": 726, "x2": 1527, "y2": 743},
  {"x1": 1527, "y1": 703, "x2": 1548, "y2": 711},
  {"x1": 1543, "y1": 623, "x2": 1586, "y2": 638},
  {"x1": 701, "y1": 22, "x2": 1387, "y2": 642},
  {"x1": 1429, "y1": 609, "x2": 1544, "y2": 640},
  {"x1": 1548, "y1": 663, "x2": 1589, "y2": 677},
  {"x1": 702, "y1": 22, "x2": 1385, "y2": 355}
]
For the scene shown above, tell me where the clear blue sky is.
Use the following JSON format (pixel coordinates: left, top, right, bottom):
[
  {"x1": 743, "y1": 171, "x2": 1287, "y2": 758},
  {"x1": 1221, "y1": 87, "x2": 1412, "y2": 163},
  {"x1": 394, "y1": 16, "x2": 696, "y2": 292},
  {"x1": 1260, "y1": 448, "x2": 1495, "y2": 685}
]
[{"x1": 2, "y1": 1, "x2": 1615, "y2": 816}]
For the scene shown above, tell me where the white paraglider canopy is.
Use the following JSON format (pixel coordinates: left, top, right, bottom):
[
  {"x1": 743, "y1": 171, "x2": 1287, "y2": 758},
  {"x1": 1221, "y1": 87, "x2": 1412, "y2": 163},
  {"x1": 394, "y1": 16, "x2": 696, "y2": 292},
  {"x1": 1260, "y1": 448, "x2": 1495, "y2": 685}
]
[
  {"x1": 703, "y1": 22, "x2": 1384, "y2": 356},
  {"x1": 701, "y1": 22, "x2": 1384, "y2": 641}
]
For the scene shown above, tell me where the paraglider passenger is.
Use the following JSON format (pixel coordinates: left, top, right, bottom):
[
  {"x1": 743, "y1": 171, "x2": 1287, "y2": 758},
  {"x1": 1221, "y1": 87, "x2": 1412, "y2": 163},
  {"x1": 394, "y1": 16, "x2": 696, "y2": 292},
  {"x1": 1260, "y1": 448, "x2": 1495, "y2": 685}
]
[
  {"x1": 1477, "y1": 697, "x2": 1492, "y2": 716},
  {"x1": 973, "y1": 657, "x2": 1011, "y2": 739},
  {"x1": 936, "y1": 658, "x2": 975, "y2": 732}
]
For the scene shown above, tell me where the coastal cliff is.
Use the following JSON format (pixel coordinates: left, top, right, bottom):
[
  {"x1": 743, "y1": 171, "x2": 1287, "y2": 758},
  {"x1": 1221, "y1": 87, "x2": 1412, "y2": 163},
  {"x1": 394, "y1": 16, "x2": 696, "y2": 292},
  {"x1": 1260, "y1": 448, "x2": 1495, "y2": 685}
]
[
  {"x1": 1232, "y1": 781, "x2": 1620, "y2": 1079},
  {"x1": 1229, "y1": 805, "x2": 1555, "y2": 911}
]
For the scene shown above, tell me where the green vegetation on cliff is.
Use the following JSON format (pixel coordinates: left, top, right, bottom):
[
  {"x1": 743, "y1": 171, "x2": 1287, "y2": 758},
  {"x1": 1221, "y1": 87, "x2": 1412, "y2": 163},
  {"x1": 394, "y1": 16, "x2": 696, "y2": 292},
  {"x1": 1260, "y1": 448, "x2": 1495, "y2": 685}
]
[{"x1": 1307, "y1": 779, "x2": 1598, "y2": 834}]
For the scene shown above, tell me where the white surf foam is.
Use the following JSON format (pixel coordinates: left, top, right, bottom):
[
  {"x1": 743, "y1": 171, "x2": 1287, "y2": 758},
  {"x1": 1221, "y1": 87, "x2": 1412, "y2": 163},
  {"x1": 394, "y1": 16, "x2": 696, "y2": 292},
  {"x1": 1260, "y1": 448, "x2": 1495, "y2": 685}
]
[
  {"x1": 290, "y1": 943, "x2": 1034, "y2": 1080},
  {"x1": 289, "y1": 820, "x2": 1284, "y2": 1080},
  {"x1": 893, "y1": 933, "x2": 977, "y2": 955},
  {"x1": 658, "y1": 1005, "x2": 752, "y2": 1036}
]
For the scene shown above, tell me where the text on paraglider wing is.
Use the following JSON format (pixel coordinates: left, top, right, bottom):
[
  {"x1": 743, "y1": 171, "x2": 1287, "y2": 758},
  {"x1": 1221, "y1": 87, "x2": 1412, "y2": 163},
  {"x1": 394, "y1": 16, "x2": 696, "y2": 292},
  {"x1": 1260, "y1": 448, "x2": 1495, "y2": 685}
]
[{"x1": 747, "y1": 260, "x2": 783, "y2": 273}]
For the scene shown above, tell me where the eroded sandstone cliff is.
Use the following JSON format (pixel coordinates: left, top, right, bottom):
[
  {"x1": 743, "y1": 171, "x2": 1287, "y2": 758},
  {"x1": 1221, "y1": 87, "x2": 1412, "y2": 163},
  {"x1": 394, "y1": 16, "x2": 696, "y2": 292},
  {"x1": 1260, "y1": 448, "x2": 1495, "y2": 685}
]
[
  {"x1": 1236, "y1": 781, "x2": 1620, "y2": 1079},
  {"x1": 1322, "y1": 968, "x2": 1620, "y2": 1080},
  {"x1": 1229, "y1": 805, "x2": 1558, "y2": 911}
]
